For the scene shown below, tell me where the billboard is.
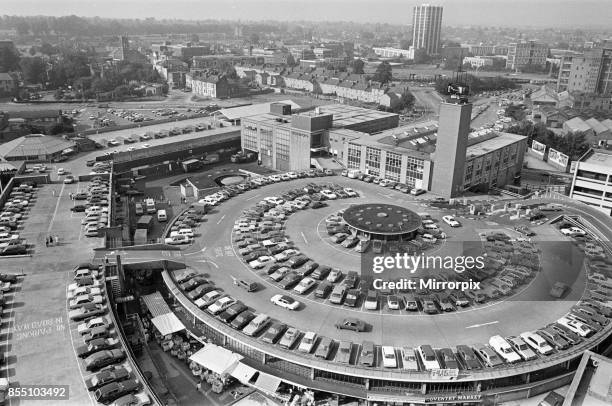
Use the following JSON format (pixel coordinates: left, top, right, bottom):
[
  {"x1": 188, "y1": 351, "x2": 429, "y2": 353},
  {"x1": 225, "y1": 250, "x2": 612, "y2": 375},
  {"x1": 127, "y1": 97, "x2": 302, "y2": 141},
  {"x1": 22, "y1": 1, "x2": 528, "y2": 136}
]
[
  {"x1": 548, "y1": 148, "x2": 569, "y2": 168},
  {"x1": 531, "y1": 140, "x2": 546, "y2": 157}
]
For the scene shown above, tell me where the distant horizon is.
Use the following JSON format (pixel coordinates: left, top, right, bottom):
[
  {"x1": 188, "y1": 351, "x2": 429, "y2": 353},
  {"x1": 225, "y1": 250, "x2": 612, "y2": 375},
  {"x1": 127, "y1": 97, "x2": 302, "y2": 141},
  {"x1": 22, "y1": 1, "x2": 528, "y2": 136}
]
[{"x1": 2, "y1": 0, "x2": 612, "y2": 28}]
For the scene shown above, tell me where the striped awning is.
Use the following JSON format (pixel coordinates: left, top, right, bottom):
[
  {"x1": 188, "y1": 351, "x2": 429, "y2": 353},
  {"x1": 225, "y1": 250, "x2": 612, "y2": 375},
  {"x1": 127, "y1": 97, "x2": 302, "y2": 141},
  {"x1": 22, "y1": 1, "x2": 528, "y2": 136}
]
[{"x1": 141, "y1": 292, "x2": 171, "y2": 317}]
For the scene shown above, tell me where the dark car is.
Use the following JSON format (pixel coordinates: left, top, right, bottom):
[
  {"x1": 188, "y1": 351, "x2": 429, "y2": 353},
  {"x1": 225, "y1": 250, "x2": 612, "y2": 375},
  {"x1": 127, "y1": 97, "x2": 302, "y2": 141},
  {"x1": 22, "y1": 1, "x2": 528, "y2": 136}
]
[
  {"x1": 218, "y1": 301, "x2": 248, "y2": 323},
  {"x1": 94, "y1": 379, "x2": 140, "y2": 404},
  {"x1": 456, "y1": 345, "x2": 482, "y2": 370},
  {"x1": 311, "y1": 201, "x2": 327, "y2": 209},
  {"x1": 180, "y1": 276, "x2": 208, "y2": 292},
  {"x1": 344, "y1": 289, "x2": 360, "y2": 307},
  {"x1": 77, "y1": 338, "x2": 116, "y2": 358},
  {"x1": 311, "y1": 265, "x2": 331, "y2": 280},
  {"x1": 230, "y1": 310, "x2": 255, "y2": 330},
  {"x1": 0, "y1": 244, "x2": 27, "y2": 256},
  {"x1": 295, "y1": 262, "x2": 318, "y2": 278},
  {"x1": 315, "y1": 281, "x2": 333, "y2": 298},
  {"x1": 288, "y1": 255, "x2": 309, "y2": 269},
  {"x1": 278, "y1": 272, "x2": 302, "y2": 289},
  {"x1": 335, "y1": 317, "x2": 366, "y2": 332},
  {"x1": 187, "y1": 283, "x2": 214, "y2": 300},
  {"x1": 438, "y1": 348, "x2": 459, "y2": 369},
  {"x1": 514, "y1": 226, "x2": 535, "y2": 236},
  {"x1": 84, "y1": 349, "x2": 126, "y2": 372},
  {"x1": 342, "y1": 271, "x2": 358, "y2": 289},
  {"x1": 261, "y1": 322, "x2": 287, "y2": 344},
  {"x1": 85, "y1": 366, "x2": 130, "y2": 391}
]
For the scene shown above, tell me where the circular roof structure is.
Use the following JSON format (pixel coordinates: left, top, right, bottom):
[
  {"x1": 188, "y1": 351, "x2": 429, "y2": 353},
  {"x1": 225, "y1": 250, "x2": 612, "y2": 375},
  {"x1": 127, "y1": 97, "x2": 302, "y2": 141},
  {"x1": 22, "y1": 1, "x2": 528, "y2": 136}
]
[{"x1": 342, "y1": 204, "x2": 422, "y2": 235}]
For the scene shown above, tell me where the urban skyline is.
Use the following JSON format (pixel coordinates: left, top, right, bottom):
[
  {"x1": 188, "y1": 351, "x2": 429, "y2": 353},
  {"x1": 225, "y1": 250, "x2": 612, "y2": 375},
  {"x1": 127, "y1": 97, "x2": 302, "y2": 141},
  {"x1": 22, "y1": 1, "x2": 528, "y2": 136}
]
[{"x1": 2, "y1": 0, "x2": 612, "y2": 27}]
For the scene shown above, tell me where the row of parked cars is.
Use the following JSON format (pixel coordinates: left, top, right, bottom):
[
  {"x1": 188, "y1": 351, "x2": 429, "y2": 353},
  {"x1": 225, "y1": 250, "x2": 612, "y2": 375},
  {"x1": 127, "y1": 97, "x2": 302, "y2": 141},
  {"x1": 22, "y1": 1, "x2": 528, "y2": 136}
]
[
  {"x1": 342, "y1": 170, "x2": 426, "y2": 196},
  {"x1": 67, "y1": 263, "x2": 150, "y2": 405},
  {"x1": 70, "y1": 177, "x2": 110, "y2": 238},
  {"x1": 0, "y1": 182, "x2": 37, "y2": 256}
]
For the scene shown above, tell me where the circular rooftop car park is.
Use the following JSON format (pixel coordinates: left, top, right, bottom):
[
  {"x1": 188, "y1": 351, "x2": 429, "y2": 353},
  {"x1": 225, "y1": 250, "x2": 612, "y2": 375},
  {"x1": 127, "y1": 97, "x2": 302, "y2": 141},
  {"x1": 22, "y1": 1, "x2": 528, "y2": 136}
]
[{"x1": 342, "y1": 203, "x2": 422, "y2": 240}]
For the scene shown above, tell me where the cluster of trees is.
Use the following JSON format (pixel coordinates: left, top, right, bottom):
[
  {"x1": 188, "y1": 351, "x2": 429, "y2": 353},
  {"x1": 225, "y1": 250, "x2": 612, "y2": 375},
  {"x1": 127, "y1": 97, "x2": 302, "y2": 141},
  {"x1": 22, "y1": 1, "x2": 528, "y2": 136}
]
[
  {"x1": 372, "y1": 61, "x2": 393, "y2": 84},
  {"x1": 0, "y1": 15, "x2": 235, "y2": 37},
  {"x1": 0, "y1": 45, "x2": 20, "y2": 72},
  {"x1": 507, "y1": 121, "x2": 589, "y2": 160},
  {"x1": 435, "y1": 74, "x2": 517, "y2": 95}
]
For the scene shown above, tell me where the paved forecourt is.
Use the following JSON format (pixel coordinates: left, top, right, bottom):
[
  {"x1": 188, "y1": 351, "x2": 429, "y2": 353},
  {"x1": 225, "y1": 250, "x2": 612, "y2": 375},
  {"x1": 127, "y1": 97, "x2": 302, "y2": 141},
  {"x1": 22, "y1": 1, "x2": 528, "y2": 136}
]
[
  {"x1": 180, "y1": 176, "x2": 585, "y2": 349},
  {"x1": 1, "y1": 182, "x2": 104, "y2": 406}
]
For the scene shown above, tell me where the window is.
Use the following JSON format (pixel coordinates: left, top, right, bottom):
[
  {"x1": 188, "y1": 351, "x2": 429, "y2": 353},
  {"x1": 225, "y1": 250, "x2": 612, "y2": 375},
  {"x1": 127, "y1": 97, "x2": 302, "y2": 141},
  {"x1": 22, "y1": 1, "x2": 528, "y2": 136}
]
[
  {"x1": 365, "y1": 147, "x2": 381, "y2": 176},
  {"x1": 347, "y1": 143, "x2": 361, "y2": 169},
  {"x1": 241, "y1": 122, "x2": 258, "y2": 151},
  {"x1": 405, "y1": 156, "x2": 424, "y2": 187},
  {"x1": 260, "y1": 126, "x2": 273, "y2": 156},
  {"x1": 275, "y1": 128, "x2": 290, "y2": 162},
  {"x1": 384, "y1": 152, "x2": 402, "y2": 182}
]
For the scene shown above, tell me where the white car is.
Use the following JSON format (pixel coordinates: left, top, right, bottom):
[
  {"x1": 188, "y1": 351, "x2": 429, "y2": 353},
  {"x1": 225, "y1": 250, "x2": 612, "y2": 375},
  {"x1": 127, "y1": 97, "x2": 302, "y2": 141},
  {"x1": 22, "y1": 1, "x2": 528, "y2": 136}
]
[
  {"x1": 249, "y1": 256, "x2": 275, "y2": 269},
  {"x1": 273, "y1": 249, "x2": 299, "y2": 262},
  {"x1": 164, "y1": 235, "x2": 191, "y2": 245},
  {"x1": 558, "y1": 316, "x2": 593, "y2": 337},
  {"x1": 293, "y1": 277, "x2": 316, "y2": 294},
  {"x1": 77, "y1": 317, "x2": 109, "y2": 335},
  {"x1": 195, "y1": 290, "x2": 222, "y2": 308},
  {"x1": 57, "y1": 168, "x2": 67, "y2": 175},
  {"x1": 520, "y1": 331, "x2": 554, "y2": 355},
  {"x1": 506, "y1": 336, "x2": 538, "y2": 361},
  {"x1": 286, "y1": 172, "x2": 298, "y2": 179},
  {"x1": 488, "y1": 335, "x2": 521, "y2": 363},
  {"x1": 442, "y1": 215, "x2": 461, "y2": 227},
  {"x1": 343, "y1": 187, "x2": 358, "y2": 197},
  {"x1": 69, "y1": 294, "x2": 104, "y2": 309},
  {"x1": 381, "y1": 346, "x2": 397, "y2": 368},
  {"x1": 207, "y1": 297, "x2": 236, "y2": 315},
  {"x1": 63, "y1": 176, "x2": 75, "y2": 184},
  {"x1": 170, "y1": 229, "x2": 194, "y2": 239},
  {"x1": 264, "y1": 196, "x2": 284, "y2": 205},
  {"x1": 298, "y1": 332, "x2": 317, "y2": 353},
  {"x1": 270, "y1": 294, "x2": 300, "y2": 310},
  {"x1": 560, "y1": 227, "x2": 586, "y2": 236},
  {"x1": 268, "y1": 175, "x2": 282, "y2": 182},
  {"x1": 320, "y1": 189, "x2": 337, "y2": 199},
  {"x1": 68, "y1": 286, "x2": 102, "y2": 300}
]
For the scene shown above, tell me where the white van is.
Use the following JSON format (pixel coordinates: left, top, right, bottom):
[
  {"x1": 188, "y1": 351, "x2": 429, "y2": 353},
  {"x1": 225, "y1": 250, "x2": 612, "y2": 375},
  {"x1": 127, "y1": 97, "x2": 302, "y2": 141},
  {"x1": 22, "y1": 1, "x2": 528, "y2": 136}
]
[
  {"x1": 557, "y1": 316, "x2": 593, "y2": 337},
  {"x1": 145, "y1": 198, "x2": 156, "y2": 214},
  {"x1": 157, "y1": 209, "x2": 167, "y2": 222},
  {"x1": 135, "y1": 203, "x2": 144, "y2": 215},
  {"x1": 347, "y1": 170, "x2": 362, "y2": 179},
  {"x1": 417, "y1": 345, "x2": 440, "y2": 370},
  {"x1": 488, "y1": 335, "x2": 521, "y2": 363}
]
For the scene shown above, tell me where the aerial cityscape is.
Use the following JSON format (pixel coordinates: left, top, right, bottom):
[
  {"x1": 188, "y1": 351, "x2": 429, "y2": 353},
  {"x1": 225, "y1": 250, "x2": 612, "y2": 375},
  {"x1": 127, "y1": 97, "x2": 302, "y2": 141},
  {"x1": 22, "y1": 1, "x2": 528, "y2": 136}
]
[{"x1": 1, "y1": 1, "x2": 612, "y2": 405}]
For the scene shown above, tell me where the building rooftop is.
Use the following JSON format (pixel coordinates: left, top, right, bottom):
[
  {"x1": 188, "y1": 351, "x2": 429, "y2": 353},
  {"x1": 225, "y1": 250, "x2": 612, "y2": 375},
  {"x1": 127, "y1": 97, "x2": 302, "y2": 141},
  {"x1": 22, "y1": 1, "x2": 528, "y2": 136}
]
[
  {"x1": 343, "y1": 203, "x2": 422, "y2": 235},
  {"x1": 565, "y1": 117, "x2": 592, "y2": 133},
  {"x1": 2, "y1": 134, "x2": 75, "y2": 159},
  {"x1": 465, "y1": 131, "x2": 526, "y2": 159},
  {"x1": 217, "y1": 100, "x2": 301, "y2": 121},
  {"x1": 563, "y1": 351, "x2": 612, "y2": 406},
  {"x1": 582, "y1": 149, "x2": 612, "y2": 166}
]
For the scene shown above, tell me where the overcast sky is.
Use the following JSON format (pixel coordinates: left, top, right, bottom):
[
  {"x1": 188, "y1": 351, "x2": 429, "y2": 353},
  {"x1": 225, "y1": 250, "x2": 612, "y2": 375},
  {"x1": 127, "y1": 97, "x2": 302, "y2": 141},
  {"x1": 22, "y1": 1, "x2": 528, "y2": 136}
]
[{"x1": 2, "y1": 0, "x2": 611, "y2": 27}]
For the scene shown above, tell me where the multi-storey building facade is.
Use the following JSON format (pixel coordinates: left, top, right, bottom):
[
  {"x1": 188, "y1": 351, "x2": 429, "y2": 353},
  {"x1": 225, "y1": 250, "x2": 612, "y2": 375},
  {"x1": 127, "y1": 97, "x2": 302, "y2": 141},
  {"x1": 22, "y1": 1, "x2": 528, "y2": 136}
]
[
  {"x1": 412, "y1": 4, "x2": 443, "y2": 55},
  {"x1": 570, "y1": 148, "x2": 612, "y2": 215},
  {"x1": 557, "y1": 47, "x2": 612, "y2": 95},
  {"x1": 506, "y1": 41, "x2": 548, "y2": 70},
  {"x1": 372, "y1": 47, "x2": 415, "y2": 59}
]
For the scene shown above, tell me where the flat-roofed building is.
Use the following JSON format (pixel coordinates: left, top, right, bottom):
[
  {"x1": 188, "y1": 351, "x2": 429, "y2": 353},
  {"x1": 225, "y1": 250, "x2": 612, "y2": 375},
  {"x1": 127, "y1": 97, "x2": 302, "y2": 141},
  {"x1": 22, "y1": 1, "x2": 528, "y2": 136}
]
[{"x1": 570, "y1": 148, "x2": 612, "y2": 215}]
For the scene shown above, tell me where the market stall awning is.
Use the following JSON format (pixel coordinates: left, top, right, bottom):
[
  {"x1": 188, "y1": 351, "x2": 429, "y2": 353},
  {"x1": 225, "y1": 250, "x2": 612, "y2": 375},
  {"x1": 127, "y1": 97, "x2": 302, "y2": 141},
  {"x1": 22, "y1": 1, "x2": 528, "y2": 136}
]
[
  {"x1": 253, "y1": 372, "x2": 282, "y2": 395},
  {"x1": 230, "y1": 362, "x2": 258, "y2": 385},
  {"x1": 151, "y1": 313, "x2": 186, "y2": 336},
  {"x1": 189, "y1": 344, "x2": 243, "y2": 375},
  {"x1": 141, "y1": 292, "x2": 172, "y2": 318}
]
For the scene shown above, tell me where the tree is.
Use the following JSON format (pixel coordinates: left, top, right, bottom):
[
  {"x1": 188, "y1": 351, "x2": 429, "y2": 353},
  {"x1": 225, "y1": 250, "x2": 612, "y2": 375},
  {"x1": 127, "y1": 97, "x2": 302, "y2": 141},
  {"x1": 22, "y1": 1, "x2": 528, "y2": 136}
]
[
  {"x1": 20, "y1": 57, "x2": 46, "y2": 84},
  {"x1": 373, "y1": 61, "x2": 392, "y2": 84},
  {"x1": 0, "y1": 45, "x2": 20, "y2": 72},
  {"x1": 28, "y1": 47, "x2": 36, "y2": 56},
  {"x1": 249, "y1": 33, "x2": 260, "y2": 44},
  {"x1": 399, "y1": 90, "x2": 415, "y2": 110},
  {"x1": 40, "y1": 42, "x2": 56, "y2": 56},
  {"x1": 399, "y1": 39, "x2": 412, "y2": 50},
  {"x1": 350, "y1": 59, "x2": 365, "y2": 74}
]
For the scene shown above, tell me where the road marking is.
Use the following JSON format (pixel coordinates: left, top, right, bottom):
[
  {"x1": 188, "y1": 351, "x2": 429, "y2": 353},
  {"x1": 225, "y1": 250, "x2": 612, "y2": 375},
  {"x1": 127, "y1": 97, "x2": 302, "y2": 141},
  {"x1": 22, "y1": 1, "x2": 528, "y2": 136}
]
[
  {"x1": 47, "y1": 183, "x2": 66, "y2": 233},
  {"x1": 301, "y1": 232, "x2": 308, "y2": 244},
  {"x1": 246, "y1": 194, "x2": 260, "y2": 201},
  {"x1": 466, "y1": 321, "x2": 499, "y2": 329},
  {"x1": 216, "y1": 214, "x2": 226, "y2": 225},
  {"x1": 196, "y1": 259, "x2": 219, "y2": 268}
]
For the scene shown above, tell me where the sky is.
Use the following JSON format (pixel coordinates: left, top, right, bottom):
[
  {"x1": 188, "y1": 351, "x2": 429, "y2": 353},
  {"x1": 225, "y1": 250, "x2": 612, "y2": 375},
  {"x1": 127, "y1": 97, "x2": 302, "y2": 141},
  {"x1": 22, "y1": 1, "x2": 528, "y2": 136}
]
[{"x1": 2, "y1": 0, "x2": 611, "y2": 28}]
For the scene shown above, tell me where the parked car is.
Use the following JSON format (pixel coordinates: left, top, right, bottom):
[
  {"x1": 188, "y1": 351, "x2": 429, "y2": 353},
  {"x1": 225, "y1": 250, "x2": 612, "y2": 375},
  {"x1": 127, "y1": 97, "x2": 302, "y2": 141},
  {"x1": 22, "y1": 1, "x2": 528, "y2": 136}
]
[
  {"x1": 278, "y1": 327, "x2": 300, "y2": 349},
  {"x1": 314, "y1": 337, "x2": 333, "y2": 359},
  {"x1": 270, "y1": 294, "x2": 300, "y2": 310},
  {"x1": 84, "y1": 349, "x2": 125, "y2": 371}
]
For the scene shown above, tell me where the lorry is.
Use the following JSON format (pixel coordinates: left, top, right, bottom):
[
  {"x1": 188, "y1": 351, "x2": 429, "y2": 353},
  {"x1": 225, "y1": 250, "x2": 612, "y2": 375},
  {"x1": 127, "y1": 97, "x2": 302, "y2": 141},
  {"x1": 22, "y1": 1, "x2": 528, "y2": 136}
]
[
  {"x1": 182, "y1": 159, "x2": 203, "y2": 173},
  {"x1": 134, "y1": 229, "x2": 148, "y2": 245},
  {"x1": 231, "y1": 151, "x2": 257, "y2": 163},
  {"x1": 136, "y1": 215, "x2": 153, "y2": 231}
]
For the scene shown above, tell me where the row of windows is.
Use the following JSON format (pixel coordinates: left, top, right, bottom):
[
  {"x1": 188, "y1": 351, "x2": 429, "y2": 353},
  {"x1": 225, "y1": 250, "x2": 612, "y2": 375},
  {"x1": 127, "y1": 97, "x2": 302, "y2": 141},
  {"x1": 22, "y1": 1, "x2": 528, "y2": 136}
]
[
  {"x1": 385, "y1": 151, "x2": 402, "y2": 182},
  {"x1": 347, "y1": 143, "x2": 361, "y2": 170},
  {"x1": 365, "y1": 147, "x2": 381, "y2": 177}
]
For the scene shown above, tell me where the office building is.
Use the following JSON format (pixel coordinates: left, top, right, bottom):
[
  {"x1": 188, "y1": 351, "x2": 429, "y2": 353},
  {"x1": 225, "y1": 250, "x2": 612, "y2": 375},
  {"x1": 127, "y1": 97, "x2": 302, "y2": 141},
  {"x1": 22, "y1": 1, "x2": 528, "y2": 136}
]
[
  {"x1": 570, "y1": 148, "x2": 612, "y2": 215},
  {"x1": 506, "y1": 41, "x2": 548, "y2": 70},
  {"x1": 557, "y1": 46, "x2": 612, "y2": 95},
  {"x1": 241, "y1": 101, "x2": 526, "y2": 196},
  {"x1": 372, "y1": 47, "x2": 415, "y2": 60},
  {"x1": 412, "y1": 4, "x2": 443, "y2": 55}
]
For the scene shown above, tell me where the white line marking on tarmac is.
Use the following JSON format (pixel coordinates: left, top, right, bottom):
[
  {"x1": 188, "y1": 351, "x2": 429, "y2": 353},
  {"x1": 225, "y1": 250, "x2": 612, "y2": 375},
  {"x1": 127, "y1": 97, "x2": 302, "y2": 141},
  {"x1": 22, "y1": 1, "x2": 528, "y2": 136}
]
[
  {"x1": 301, "y1": 232, "x2": 308, "y2": 244},
  {"x1": 196, "y1": 259, "x2": 219, "y2": 268},
  {"x1": 246, "y1": 194, "x2": 260, "y2": 201},
  {"x1": 47, "y1": 183, "x2": 66, "y2": 233},
  {"x1": 465, "y1": 321, "x2": 499, "y2": 329},
  {"x1": 216, "y1": 214, "x2": 226, "y2": 224}
]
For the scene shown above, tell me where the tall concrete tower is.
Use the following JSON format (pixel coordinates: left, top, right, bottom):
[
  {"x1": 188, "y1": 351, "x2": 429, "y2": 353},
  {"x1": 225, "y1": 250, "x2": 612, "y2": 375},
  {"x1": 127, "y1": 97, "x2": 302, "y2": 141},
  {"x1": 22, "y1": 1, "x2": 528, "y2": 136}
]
[
  {"x1": 430, "y1": 102, "x2": 472, "y2": 198},
  {"x1": 119, "y1": 35, "x2": 129, "y2": 61},
  {"x1": 412, "y1": 4, "x2": 443, "y2": 55}
]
